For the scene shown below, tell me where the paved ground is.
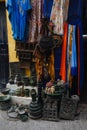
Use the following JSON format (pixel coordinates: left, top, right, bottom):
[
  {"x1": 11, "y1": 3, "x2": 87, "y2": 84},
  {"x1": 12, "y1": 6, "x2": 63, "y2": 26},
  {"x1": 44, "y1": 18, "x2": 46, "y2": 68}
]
[{"x1": 0, "y1": 104, "x2": 87, "y2": 130}]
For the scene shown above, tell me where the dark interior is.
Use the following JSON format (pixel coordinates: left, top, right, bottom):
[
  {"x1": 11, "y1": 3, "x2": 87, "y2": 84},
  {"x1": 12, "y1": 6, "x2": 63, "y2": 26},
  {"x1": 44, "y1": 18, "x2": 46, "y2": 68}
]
[
  {"x1": 0, "y1": 2, "x2": 9, "y2": 87},
  {"x1": 0, "y1": 2, "x2": 7, "y2": 43},
  {"x1": 80, "y1": 37, "x2": 87, "y2": 103},
  {"x1": 80, "y1": 0, "x2": 87, "y2": 103}
]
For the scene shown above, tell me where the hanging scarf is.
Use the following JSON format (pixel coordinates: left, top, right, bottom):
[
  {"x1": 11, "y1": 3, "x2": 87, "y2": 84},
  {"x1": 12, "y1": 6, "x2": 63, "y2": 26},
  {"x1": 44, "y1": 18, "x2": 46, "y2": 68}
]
[
  {"x1": 28, "y1": 0, "x2": 42, "y2": 43},
  {"x1": 50, "y1": 0, "x2": 69, "y2": 35},
  {"x1": 67, "y1": 0, "x2": 84, "y2": 94},
  {"x1": 71, "y1": 25, "x2": 77, "y2": 76},
  {"x1": 60, "y1": 22, "x2": 68, "y2": 82},
  {"x1": 66, "y1": 24, "x2": 72, "y2": 84}
]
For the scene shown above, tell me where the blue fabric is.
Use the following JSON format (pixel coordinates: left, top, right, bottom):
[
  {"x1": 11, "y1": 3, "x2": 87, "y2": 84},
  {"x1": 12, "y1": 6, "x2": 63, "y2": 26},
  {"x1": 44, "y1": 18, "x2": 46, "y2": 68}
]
[
  {"x1": 6, "y1": 0, "x2": 32, "y2": 41},
  {"x1": 54, "y1": 47, "x2": 62, "y2": 80},
  {"x1": 43, "y1": 0, "x2": 53, "y2": 18},
  {"x1": 71, "y1": 26, "x2": 77, "y2": 76},
  {"x1": 67, "y1": 0, "x2": 84, "y2": 92},
  {"x1": 67, "y1": 0, "x2": 82, "y2": 25}
]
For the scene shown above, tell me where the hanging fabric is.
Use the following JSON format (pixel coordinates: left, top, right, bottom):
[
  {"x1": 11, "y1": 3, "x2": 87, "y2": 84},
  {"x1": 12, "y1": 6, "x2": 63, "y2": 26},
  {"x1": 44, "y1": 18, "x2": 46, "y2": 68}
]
[
  {"x1": 59, "y1": 22, "x2": 68, "y2": 82},
  {"x1": 71, "y1": 26, "x2": 77, "y2": 76},
  {"x1": 67, "y1": 0, "x2": 82, "y2": 25},
  {"x1": 48, "y1": 51, "x2": 55, "y2": 80},
  {"x1": 66, "y1": 25, "x2": 78, "y2": 91},
  {"x1": 43, "y1": 0, "x2": 53, "y2": 18},
  {"x1": 27, "y1": 0, "x2": 42, "y2": 43},
  {"x1": 66, "y1": 25, "x2": 73, "y2": 88},
  {"x1": 67, "y1": 0, "x2": 84, "y2": 94},
  {"x1": 50, "y1": 0, "x2": 69, "y2": 81},
  {"x1": 50, "y1": 0, "x2": 69, "y2": 35},
  {"x1": 6, "y1": 0, "x2": 32, "y2": 41}
]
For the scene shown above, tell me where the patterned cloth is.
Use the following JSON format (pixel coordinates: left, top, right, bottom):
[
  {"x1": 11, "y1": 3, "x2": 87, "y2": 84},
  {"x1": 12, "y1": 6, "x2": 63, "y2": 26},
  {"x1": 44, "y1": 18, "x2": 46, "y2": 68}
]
[
  {"x1": 28, "y1": 0, "x2": 42, "y2": 43},
  {"x1": 71, "y1": 25, "x2": 77, "y2": 76},
  {"x1": 66, "y1": 25, "x2": 73, "y2": 86},
  {"x1": 50, "y1": 0, "x2": 69, "y2": 35}
]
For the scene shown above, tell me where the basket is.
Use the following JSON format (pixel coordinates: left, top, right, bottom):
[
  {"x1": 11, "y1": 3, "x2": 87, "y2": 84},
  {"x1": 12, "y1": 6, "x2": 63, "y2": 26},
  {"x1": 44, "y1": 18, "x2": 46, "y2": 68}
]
[{"x1": 42, "y1": 98, "x2": 59, "y2": 121}]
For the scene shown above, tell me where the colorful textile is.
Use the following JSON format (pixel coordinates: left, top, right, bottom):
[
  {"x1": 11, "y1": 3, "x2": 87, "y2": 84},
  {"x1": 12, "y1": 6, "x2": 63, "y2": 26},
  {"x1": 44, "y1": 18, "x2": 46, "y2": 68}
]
[
  {"x1": 43, "y1": 0, "x2": 53, "y2": 18},
  {"x1": 50, "y1": 0, "x2": 69, "y2": 35},
  {"x1": 67, "y1": 0, "x2": 84, "y2": 94},
  {"x1": 71, "y1": 26, "x2": 77, "y2": 76},
  {"x1": 66, "y1": 25, "x2": 73, "y2": 86},
  {"x1": 48, "y1": 51, "x2": 55, "y2": 80},
  {"x1": 28, "y1": 0, "x2": 42, "y2": 43},
  {"x1": 6, "y1": 0, "x2": 32, "y2": 41},
  {"x1": 66, "y1": 25, "x2": 77, "y2": 89},
  {"x1": 66, "y1": 24, "x2": 71, "y2": 82},
  {"x1": 59, "y1": 22, "x2": 68, "y2": 82}
]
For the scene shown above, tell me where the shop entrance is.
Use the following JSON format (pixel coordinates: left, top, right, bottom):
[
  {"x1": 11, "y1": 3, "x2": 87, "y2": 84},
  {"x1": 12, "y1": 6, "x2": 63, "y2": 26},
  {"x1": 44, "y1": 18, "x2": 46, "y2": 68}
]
[{"x1": 80, "y1": 0, "x2": 87, "y2": 103}]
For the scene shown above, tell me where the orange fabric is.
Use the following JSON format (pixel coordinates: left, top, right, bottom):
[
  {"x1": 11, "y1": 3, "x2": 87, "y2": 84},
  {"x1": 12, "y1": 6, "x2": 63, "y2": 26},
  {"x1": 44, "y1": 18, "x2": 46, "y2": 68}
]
[
  {"x1": 35, "y1": 51, "x2": 55, "y2": 81},
  {"x1": 48, "y1": 50, "x2": 55, "y2": 81},
  {"x1": 59, "y1": 22, "x2": 68, "y2": 82}
]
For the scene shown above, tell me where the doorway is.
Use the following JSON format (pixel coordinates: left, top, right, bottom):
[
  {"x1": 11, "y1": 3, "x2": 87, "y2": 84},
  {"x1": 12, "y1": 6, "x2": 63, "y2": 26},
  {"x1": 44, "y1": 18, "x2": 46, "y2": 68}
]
[{"x1": 80, "y1": 0, "x2": 87, "y2": 103}]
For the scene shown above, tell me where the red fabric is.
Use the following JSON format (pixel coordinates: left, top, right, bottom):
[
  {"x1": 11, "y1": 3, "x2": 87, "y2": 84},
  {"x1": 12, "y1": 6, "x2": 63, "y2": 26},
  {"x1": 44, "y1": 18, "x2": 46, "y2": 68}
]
[{"x1": 60, "y1": 23, "x2": 68, "y2": 82}]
